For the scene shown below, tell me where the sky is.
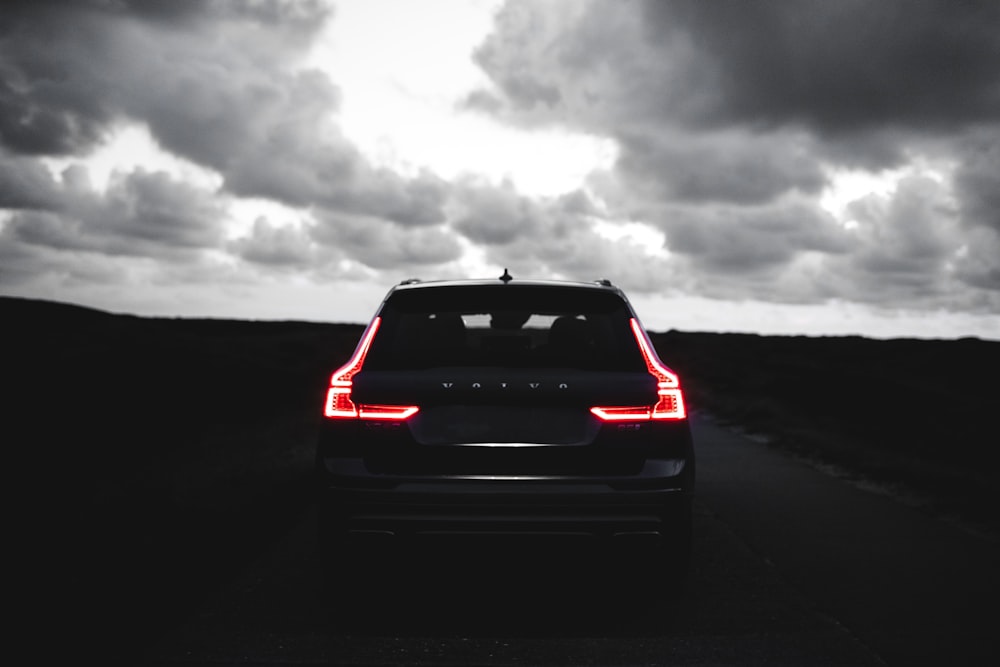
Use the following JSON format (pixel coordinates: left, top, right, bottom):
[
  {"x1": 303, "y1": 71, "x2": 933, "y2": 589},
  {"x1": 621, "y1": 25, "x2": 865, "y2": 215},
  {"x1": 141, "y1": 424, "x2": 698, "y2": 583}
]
[{"x1": 2, "y1": 0, "x2": 999, "y2": 339}]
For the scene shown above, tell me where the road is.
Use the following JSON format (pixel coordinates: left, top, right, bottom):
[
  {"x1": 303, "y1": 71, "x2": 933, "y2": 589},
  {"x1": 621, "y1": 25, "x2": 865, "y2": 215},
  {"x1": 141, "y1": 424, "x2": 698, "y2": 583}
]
[{"x1": 140, "y1": 415, "x2": 1000, "y2": 666}]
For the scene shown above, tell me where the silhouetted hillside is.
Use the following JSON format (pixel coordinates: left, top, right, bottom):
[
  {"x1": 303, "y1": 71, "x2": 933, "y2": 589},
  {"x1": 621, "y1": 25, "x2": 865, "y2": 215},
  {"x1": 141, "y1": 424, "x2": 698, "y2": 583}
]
[
  {"x1": 652, "y1": 329, "x2": 1000, "y2": 530},
  {"x1": 5, "y1": 295, "x2": 998, "y2": 659},
  {"x1": 7, "y1": 295, "x2": 997, "y2": 528},
  {"x1": 5, "y1": 295, "x2": 366, "y2": 659}
]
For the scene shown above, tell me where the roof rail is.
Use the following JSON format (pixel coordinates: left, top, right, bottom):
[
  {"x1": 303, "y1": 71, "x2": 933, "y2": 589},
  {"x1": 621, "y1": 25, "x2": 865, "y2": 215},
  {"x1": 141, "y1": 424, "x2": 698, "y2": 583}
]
[{"x1": 398, "y1": 278, "x2": 422, "y2": 286}]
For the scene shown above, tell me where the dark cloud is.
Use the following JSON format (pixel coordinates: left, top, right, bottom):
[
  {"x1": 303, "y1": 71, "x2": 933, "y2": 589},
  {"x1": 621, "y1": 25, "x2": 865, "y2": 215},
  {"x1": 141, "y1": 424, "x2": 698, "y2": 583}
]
[
  {"x1": 656, "y1": 198, "x2": 853, "y2": 275},
  {"x1": 0, "y1": 79, "x2": 109, "y2": 156},
  {"x1": 0, "y1": 0, "x2": 453, "y2": 292},
  {"x1": 0, "y1": 0, "x2": 444, "y2": 227},
  {"x1": 466, "y1": 0, "x2": 1000, "y2": 317},
  {"x1": 224, "y1": 113, "x2": 449, "y2": 227},
  {"x1": 2, "y1": 0, "x2": 211, "y2": 24},
  {"x1": 475, "y1": 0, "x2": 1000, "y2": 138},
  {"x1": 0, "y1": 236, "x2": 46, "y2": 285},
  {"x1": 469, "y1": 0, "x2": 841, "y2": 210},
  {"x1": 654, "y1": 176, "x2": 1000, "y2": 311},
  {"x1": 101, "y1": 170, "x2": 227, "y2": 251},
  {"x1": 230, "y1": 217, "x2": 315, "y2": 268},
  {"x1": 845, "y1": 176, "x2": 959, "y2": 277},
  {"x1": 0, "y1": 155, "x2": 63, "y2": 210},
  {"x1": 451, "y1": 180, "x2": 550, "y2": 245},
  {"x1": 470, "y1": 0, "x2": 1000, "y2": 185},
  {"x1": 954, "y1": 134, "x2": 1000, "y2": 233},
  {"x1": 0, "y1": 0, "x2": 316, "y2": 159},
  {"x1": 0, "y1": 0, "x2": 221, "y2": 156},
  {"x1": 820, "y1": 176, "x2": 988, "y2": 308},
  {"x1": 133, "y1": 65, "x2": 342, "y2": 175},
  {"x1": 524, "y1": 229, "x2": 673, "y2": 294},
  {"x1": 2, "y1": 0, "x2": 998, "y2": 329},
  {"x1": 0, "y1": 227, "x2": 129, "y2": 288},
  {"x1": 449, "y1": 185, "x2": 674, "y2": 292},
  {"x1": 615, "y1": 130, "x2": 827, "y2": 205},
  {"x1": 4, "y1": 167, "x2": 227, "y2": 260},
  {"x1": 0, "y1": 158, "x2": 240, "y2": 293},
  {"x1": 312, "y1": 214, "x2": 462, "y2": 271},
  {"x1": 643, "y1": 0, "x2": 1000, "y2": 135},
  {"x1": 954, "y1": 228, "x2": 1000, "y2": 291}
]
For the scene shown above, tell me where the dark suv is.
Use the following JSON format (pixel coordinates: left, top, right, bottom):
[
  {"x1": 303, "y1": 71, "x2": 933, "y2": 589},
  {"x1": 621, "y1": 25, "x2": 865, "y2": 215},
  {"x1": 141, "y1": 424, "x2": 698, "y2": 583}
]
[{"x1": 316, "y1": 273, "x2": 695, "y2": 578}]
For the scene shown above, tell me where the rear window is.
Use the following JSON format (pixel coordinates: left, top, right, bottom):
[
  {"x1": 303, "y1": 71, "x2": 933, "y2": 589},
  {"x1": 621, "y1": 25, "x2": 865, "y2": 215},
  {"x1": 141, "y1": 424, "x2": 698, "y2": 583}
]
[{"x1": 364, "y1": 285, "x2": 646, "y2": 371}]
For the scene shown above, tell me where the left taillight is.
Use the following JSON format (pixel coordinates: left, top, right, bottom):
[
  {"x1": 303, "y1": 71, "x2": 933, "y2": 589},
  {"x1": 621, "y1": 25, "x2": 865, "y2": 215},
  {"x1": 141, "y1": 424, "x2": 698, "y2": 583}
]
[
  {"x1": 590, "y1": 318, "x2": 687, "y2": 422},
  {"x1": 323, "y1": 317, "x2": 419, "y2": 421}
]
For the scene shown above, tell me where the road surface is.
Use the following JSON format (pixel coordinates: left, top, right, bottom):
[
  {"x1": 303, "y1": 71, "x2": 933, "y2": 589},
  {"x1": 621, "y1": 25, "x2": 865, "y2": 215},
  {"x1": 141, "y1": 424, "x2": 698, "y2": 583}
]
[{"x1": 141, "y1": 414, "x2": 1000, "y2": 666}]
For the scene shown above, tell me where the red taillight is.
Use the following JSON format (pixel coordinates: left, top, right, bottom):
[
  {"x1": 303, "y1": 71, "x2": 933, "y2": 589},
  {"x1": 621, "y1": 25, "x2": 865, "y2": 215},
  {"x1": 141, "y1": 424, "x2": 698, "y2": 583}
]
[
  {"x1": 590, "y1": 318, "x2": 687, "y2": 422},
  {"x1": 323, "y1": 317, "x2": 419, "y2": 420},
  {"x1": 357, "y1": 405, "x2": 420, "y2": 420}
]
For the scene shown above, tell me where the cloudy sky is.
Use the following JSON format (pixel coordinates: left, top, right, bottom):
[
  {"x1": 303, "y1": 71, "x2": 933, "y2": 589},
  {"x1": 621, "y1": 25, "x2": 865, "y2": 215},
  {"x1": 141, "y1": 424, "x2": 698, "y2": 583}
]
[{"x1": 2, "y1": 0, "x2": 999, "y2": 339}]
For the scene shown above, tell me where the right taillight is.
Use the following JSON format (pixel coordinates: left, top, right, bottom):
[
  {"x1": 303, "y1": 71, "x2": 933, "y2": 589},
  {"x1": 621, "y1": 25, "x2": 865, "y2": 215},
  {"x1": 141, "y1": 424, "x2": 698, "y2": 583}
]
[
  {"x1": 323, "y1": 317, "x2": 419, "y2": 420},
  {"x1": 590, "y1": 318, "x2": 687, "y2": 422}
]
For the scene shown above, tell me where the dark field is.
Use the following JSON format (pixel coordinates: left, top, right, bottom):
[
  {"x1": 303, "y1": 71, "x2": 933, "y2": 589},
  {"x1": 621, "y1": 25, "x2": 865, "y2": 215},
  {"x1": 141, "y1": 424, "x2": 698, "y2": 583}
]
[
  {"x1": 657, "y1": 329, "x2": 1000, "y2": 533},
  {"x1": 5, "y1": 295, "x2": 998, "y2": 661}
]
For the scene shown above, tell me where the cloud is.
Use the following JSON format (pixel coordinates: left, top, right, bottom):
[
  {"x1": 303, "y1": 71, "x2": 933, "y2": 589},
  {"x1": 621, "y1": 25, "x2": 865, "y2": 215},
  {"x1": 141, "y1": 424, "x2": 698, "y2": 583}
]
[
  {"x1": 846, "y1": 176, "x2": 959, "y2": 276},
  {"x1": 0, "y1": 236, "x2": 48, "y2": 285},
  {"x1": 656, "y1": 198, "x2": 853, "y2": 275},
  {"x1": 614, "y1": 129, "x2": 827, "y2": 205},
  {"x1": 451, "y1": 179, "x2": 554, "y2": 245},
  {"x1": 0, "y1": 0, "x2": 462, "y2": 296},
  {"x1": 0, "y1": 0, "x2": 220, "y2": 157},
  {"x1": 312, "y1": 213, "x2": 462, "y2": 271},
  {"x1": 3, "y1": 166, "x2": 228, "y2": 260},
  {"x1": 466, "y1": 0, "x2": 1000, "y2": 315},
  {"x1": 449, "y1": 183, "x2": 674, "y2": 292},
  {"x1": 0, "y1": 0, "x2": 449, "y2": 228},
  {"x1": 642, "y1": 0, "x2": 1000, "y2": 136},
  {"x1": 468, "y1": 0, "x2": 848, "y2": 246},
  {"x1": 229, "y1": 217, "x2": 316, "y2": 268},
  {"x1": 823, "y1": 175, "x2": 999, "y2": 310},
  {"x1": 2, "y1": 0, "x2": 998, "y2": 334},
  {"x1": 474, "y1": 0, "x2": 1000, "y2": 139},
  {"x1": 954, "y1": 133, "x2": 1000, "y2": 233},
  {"x1": 0, "y1": 155, "x2": 64, "y2": 210},
  {"x1": 223, "y1": 111, "x2": 449, "y2": 227},
  {"x1": 955, "y1": 228, "x2": 1000, "y2": 291},
  {"x1": 470, "y1": 0, "x2": 1000, "y2": 184}
]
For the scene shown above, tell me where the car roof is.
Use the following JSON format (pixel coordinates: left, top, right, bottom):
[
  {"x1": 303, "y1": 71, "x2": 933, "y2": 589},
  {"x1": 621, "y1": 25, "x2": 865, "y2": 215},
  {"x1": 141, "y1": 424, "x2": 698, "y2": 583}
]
[
  {"x1": 387, "y1": 276, "x2": 625, "y2": 297},
  {"x1": 373, "y1": 275, "x2": 642, "y2": 329}
]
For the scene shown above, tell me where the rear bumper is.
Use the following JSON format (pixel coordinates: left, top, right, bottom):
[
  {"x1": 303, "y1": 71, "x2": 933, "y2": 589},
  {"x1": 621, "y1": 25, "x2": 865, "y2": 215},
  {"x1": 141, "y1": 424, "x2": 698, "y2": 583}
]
[{"x1": 317, "y1": 458, "x2": 693, "y2": 539}]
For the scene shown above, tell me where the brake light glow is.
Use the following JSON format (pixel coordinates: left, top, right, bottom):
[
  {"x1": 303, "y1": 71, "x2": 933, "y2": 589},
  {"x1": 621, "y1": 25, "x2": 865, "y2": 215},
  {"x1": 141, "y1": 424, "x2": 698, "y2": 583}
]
[
  {"x1": 590, "y1": 318, "x2": 686, "y2": 421},
  {"x1": 323, "y1": 317, "x2": 420, "y2": 420},
  {"x1": 358, "y1": 405, "x2": 420, "y2": 420}
]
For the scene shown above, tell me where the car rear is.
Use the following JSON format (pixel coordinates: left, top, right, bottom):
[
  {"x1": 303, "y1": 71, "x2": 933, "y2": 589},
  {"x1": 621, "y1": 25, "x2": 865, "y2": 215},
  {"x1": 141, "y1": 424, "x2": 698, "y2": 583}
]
[{"x1": 315, "y1": 278, "x2": 695, "y2": 579}]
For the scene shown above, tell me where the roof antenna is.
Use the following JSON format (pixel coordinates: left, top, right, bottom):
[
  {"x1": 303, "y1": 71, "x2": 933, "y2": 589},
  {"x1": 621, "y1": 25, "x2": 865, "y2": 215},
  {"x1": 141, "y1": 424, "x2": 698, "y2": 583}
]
[{"x1": 499, "y1": 268, "x2": 513, "y2": 284}]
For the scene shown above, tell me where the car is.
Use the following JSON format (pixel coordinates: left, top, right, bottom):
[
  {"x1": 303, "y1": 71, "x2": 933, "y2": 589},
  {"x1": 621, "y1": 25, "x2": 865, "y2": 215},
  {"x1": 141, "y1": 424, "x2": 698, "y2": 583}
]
[{"x1": 315, "y1": 271, "x2": 695, "y2": 586}]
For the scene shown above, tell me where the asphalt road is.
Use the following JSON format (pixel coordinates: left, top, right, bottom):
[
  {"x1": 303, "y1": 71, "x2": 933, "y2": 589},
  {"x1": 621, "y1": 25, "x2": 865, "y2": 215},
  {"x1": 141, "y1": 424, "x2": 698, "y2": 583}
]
[{"x1": 141, "y1": 415, "x2": 1000, "y2": 666}]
